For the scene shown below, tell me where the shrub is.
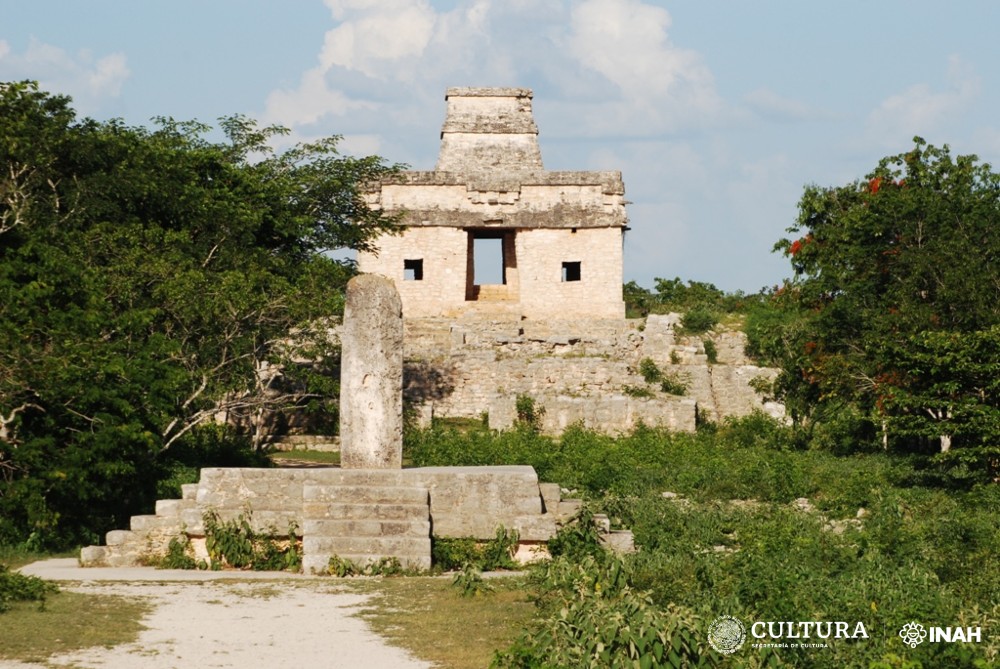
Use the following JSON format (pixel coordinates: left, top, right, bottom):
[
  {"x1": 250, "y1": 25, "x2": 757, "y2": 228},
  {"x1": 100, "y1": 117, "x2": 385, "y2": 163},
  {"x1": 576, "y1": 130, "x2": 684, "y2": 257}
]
[
  {"x1": 327, "y1": 555, "x2": 409, "y2": 577},
  {"x1": 679, "y1": 306, "x2": 717, "y2": 334},
  {"x1": 158, "y1": 536, "x2": 199, "y2": 570},
  {"x1": 622, "y1": 384, "x2": 654, "y2": 398},
  {"x1": 702, "y1": 339, "x2": 718, "y2": 364},
  {"x1": 514, "y1": 394, "x2": 545, "y2": 431},
  {"x1": 660, "y1": 374, "x2": 688, "y2": 396},
  {"x1": 638, "y1": 357, "x2": 662, "y2": 384},
  {"x1": 432, "y1": 527, "x2": 519, "y2": 572},
  {"x1": 0, "y1": 563, "x2": 58, "y2": 613},
  {"x1": 203, "y1": 510, "x2": 301, "y2": 571},
  {"x1": 493, "y1": 555, "x2": 717, "y2": 669}
]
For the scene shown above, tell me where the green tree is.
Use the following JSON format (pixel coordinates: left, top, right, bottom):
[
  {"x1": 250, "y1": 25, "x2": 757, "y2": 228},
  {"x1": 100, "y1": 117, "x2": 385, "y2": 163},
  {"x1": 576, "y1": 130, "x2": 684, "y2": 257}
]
[
  {"x1": 762, "y1": 138, "x2": 1000, "y2": 469},
  {"x1": 0, "y1": 81, "x2": 401, "y2": 546}
]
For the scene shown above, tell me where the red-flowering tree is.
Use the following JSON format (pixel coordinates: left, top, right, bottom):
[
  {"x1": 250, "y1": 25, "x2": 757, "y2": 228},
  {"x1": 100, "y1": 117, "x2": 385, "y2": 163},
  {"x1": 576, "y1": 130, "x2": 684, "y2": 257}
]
[{"x1": 758, "y1": 139, "x2": 1000, "y2": 472}]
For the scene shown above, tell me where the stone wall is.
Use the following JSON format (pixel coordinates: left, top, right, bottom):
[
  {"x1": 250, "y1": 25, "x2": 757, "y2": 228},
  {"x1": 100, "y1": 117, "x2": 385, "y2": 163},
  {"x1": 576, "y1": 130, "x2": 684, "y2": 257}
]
[{"x1": 401, "y1": 314, "x2": 784, "y2": 434}]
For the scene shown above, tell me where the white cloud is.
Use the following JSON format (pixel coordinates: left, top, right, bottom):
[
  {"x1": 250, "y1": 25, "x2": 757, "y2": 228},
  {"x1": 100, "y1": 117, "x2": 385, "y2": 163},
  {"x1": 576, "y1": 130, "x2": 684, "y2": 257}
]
[
  {"x1": 319, "y1": 1, "x2": 436, "y2": 78},
  {"x1": 559, "y1": 0, "x2": 724, "y2": 135},
  {"x1": 866, "y1": 55, "x2": 980, "y2": 146},
  {"x1": 0, "y1": 38, "x2": 129, "y2": 113},
  {"x1": 264, "y1": 68, "x2": 375, "y2": 128}
]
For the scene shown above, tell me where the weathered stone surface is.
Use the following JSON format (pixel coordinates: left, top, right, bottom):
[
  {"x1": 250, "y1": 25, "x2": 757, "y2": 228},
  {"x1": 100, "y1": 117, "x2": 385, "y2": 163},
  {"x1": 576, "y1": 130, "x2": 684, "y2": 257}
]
[
  {"x1": 339, "y1": 274, "x2": 403, "y2": 469},
  {"x1": 411, "y1": 465, "x2": 544, "y2": 539},
  {"x1": 358, "y1": 88, "x2": 627, "y2": 321}
]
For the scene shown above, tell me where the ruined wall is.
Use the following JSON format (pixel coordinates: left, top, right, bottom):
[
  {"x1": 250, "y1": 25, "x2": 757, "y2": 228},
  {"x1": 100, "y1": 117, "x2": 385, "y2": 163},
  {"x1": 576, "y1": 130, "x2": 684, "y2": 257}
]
[{"x1": 402, "y1": 316, "x2": 784, "y2": 434}]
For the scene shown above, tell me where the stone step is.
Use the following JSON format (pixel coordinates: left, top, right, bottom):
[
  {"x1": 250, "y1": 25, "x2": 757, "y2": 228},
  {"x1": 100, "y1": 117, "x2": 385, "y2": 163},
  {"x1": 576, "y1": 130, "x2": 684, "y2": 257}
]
[
  {"x1": 80, "y1": 545, "x2": 106, "y2": 566},
  {"x1": 303, "y1": 519, "x2": 431, "y2": 539},
  {"x1": 304, "y1": 535, "x2": 430, "y2": 557},
  {"x1": 181, "y1": 483, "x2": 199, "y2": 501},
  {"x1": 105, "y1": 529, "x2": 136, "y2": 546},
  {"x1": 304, "y1": 485, "x2": 428, "y2": 506},
  {"x1": 154, "y1": 498, "x2": 195, "y2": 518},
  {"x1": 302, "y1": 552, "x2": 431, "y2": 574},
  {"x1": 302, "y1": 502, "x2": 429, "y2": 522},
  {"x1": 303, "y1": 469, "x2": 425, "y2": 488},
  {"x1": 129, "y1": 514, "x2": 183, "y2": 532}
]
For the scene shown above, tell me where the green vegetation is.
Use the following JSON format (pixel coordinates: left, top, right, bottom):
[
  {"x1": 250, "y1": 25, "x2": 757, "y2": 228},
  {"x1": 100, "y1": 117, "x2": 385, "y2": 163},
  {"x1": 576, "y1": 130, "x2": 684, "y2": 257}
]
[
  {"x1": 751, "y1": 139, "x2": 1000, "y2": 480},
  {"x1": 405, "y1": 417, "x2": 1000, "y2": 667},
  {"x1": 624, "y1": 276, "x2": 760, "y2": 320},
  {"x1": 203, "y1": 511, "x2": 301, "y2": 571},
  {"x1": 0, "y1": 562, "x2": 58, "y2": 612},
  {"x1": 327, "y1": 555, "x2": 409, "y2": 577},
  {"x1": 432, "y1": 527, "x2": 520, "y2": 572},
  {"x1": 0, "y1": 81, "x2": 400, "y2": 549}
]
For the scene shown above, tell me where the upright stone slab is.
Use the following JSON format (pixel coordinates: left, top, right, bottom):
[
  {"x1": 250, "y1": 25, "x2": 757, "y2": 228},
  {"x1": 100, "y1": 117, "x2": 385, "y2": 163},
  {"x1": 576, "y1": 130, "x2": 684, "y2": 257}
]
[{"x1": 340, "y1": 274, "x2": 404, "y2": 469}]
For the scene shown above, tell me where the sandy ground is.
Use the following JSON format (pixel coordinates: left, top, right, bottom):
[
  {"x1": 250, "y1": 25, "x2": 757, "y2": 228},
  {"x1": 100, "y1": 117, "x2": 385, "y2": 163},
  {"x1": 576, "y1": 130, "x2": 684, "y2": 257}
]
[{"x1": 4, "y1": 559, "x2": 432, "y2": 669}]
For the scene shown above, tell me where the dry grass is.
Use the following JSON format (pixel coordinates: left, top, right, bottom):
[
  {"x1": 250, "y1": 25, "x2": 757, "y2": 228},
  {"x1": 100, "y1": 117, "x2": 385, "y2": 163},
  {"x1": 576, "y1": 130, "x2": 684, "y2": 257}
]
[
  {"x1": 0, "y1": 590, "x2": 149, "y2": 663},
  {"x1": 351, "y1": 575, "x2": 535, "y2": 669}
]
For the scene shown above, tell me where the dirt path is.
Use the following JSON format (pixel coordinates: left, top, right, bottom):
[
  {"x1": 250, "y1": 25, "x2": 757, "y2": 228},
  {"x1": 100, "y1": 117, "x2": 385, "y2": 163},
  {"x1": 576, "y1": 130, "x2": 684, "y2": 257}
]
[{"x1": 5, "y1": 560, "x2": 432, "y2": 669}]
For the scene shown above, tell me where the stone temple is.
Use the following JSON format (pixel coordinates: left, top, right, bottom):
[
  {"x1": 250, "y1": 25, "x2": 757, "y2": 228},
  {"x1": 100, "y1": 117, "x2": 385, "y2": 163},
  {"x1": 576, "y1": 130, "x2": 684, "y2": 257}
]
[{"x1": 359, "y1": 87, "x2": 628, "y2": 320}]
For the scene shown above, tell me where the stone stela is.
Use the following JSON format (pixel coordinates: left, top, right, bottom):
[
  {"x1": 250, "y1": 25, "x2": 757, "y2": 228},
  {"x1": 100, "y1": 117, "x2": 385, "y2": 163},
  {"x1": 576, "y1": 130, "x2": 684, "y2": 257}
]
[{"x1": 339, "y1": 274, "x2": 403, "y2": 469}]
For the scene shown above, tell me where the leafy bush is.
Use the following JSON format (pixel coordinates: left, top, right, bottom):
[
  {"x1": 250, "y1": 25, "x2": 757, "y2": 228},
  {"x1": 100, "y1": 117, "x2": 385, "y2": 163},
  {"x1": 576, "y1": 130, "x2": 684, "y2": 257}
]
[
  {"x1": 203, "y1": 510, "x2": 301, "y2": 571},
  {"x1": 452, "y1": 563, "x2": 494, "y2": 597},
  {"x1": 702, "y1": 339, "x2": 718, "y2": 364},
  {"x1": 515, "y1": 394, "x2": 545, "y2": 431},
  {"x1": 157, "y1": 536, "x2": 199, "y2": 570},
  {"x1": 622, "y1": 384, "x2": 655, "y2": 398},
  {"x1": 659, "y1": 374, "x2": 688, "y2": 396},
  {"x1": 432, "y1": 527, "x2": 519, "y2": 572},
  {"x1": 493, "y1": 554, "x2": 719, "y2": 669},
  {"x1": 546, "y1": 508, "x2": 604, "y2": 561},
  {"x1": 679, "y1": 306, "x2": 718, "y2": 334},
  {"x1": 327, "y1": 555, "x2": 408, "y2": 577},
  {"x1": 0, "y1": 563, "x2": 58, "y2": 613},
  {"x1": 638, "y1": 357, "x2": 662, "y2": 384},
  {"x1": 406, "y1": 418, "x2": 998, "y2": 667}
]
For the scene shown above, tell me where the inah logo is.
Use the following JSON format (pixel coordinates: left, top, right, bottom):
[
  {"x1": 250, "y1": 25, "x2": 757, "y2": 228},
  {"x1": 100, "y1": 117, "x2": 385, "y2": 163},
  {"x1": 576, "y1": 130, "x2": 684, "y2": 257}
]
[
  {"x1": 708, "y1": 615, "x2": 747, "y2": 655},
  {"x1": 899, "y1": 622, "x2": 927, "y2": 648}
]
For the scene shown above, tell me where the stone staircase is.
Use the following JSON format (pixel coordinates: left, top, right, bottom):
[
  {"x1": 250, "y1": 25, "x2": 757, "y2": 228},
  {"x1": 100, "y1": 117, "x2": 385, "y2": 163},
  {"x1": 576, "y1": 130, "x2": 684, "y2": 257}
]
[
  {"x1": 81, "y1": 483, "x2": 199, "y2": 567},
  {"x1": 301, "y1": 472, "x2": 431, "y2": 573},
  {"x1": 80, "y1": 465, "x2": 604, "y2": 572}
]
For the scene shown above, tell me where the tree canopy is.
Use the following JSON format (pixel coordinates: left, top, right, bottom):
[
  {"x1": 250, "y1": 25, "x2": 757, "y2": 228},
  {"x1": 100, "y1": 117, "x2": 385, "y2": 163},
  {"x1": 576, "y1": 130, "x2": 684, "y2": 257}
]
[
  {"x1": 750, "y1": 138, "x2": 1000, "y2": 478},
  {"x1": 0, "y1": 81, "x2": 401, "y2": 546}
]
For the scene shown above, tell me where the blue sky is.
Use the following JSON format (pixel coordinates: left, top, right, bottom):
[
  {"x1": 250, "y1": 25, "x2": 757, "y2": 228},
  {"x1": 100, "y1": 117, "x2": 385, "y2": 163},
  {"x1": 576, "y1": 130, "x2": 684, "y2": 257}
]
[{"x1": 4, "y1": 1, "x2": 999, "y2": 293}]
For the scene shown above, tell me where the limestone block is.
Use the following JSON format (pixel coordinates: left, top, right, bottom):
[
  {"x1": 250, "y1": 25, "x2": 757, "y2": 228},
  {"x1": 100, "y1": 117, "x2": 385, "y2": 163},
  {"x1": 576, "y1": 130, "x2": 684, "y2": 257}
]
[
  {"x1": 105, "y1": 530, "x2": 134, "y2": 546},
  {"x1": 340, "y1": 274, "x2": 404, "y2": 469},
  {"x1": 538, "y1": 482, "x2": 561, "y2": 512},
  {"x1": 512, "y1": 514, "x2": 558, "y2": 542},
  {"x1": 602, "y1": 530, "x2": 636, "y2": 554},
  {"x1": 413, "y1": 466, "x2": 544, "y2": 539},
  {"x1": 80, "y1": 545, "x2": 107, "y2": 566},
  {"x1": 155, "y1": 499, "x2": 182, "y2": 517}
]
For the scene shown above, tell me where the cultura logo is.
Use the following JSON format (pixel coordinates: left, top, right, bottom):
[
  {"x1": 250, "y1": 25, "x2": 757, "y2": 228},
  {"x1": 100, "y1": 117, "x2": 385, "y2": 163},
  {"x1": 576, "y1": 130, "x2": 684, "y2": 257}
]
[
  {"x1": 708, "y1": 616, "x2": 746, "y2": 655},
  {"x1": 899, "y1": 622, "x2": 927, "y2": 648}
]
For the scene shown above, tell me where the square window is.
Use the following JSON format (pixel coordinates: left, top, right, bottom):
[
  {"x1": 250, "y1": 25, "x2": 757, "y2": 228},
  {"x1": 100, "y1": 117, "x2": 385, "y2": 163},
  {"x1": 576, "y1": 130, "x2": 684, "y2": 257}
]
[
  {"x1": 562, "y1": 261, "x2": 581, "y2": 282},
  {"x1": 404, "y1": 258, "x2": 423, "y2": 281}
]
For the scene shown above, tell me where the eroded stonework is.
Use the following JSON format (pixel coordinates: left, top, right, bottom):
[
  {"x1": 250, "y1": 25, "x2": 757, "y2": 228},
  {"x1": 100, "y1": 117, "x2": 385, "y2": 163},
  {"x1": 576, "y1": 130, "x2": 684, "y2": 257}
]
[
  {"x1": 359, "y1": 87, "x2": 627, "y2": 320},
  {"x1": 339, "y1": 274, "x2": 403, "y2": 469}
]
